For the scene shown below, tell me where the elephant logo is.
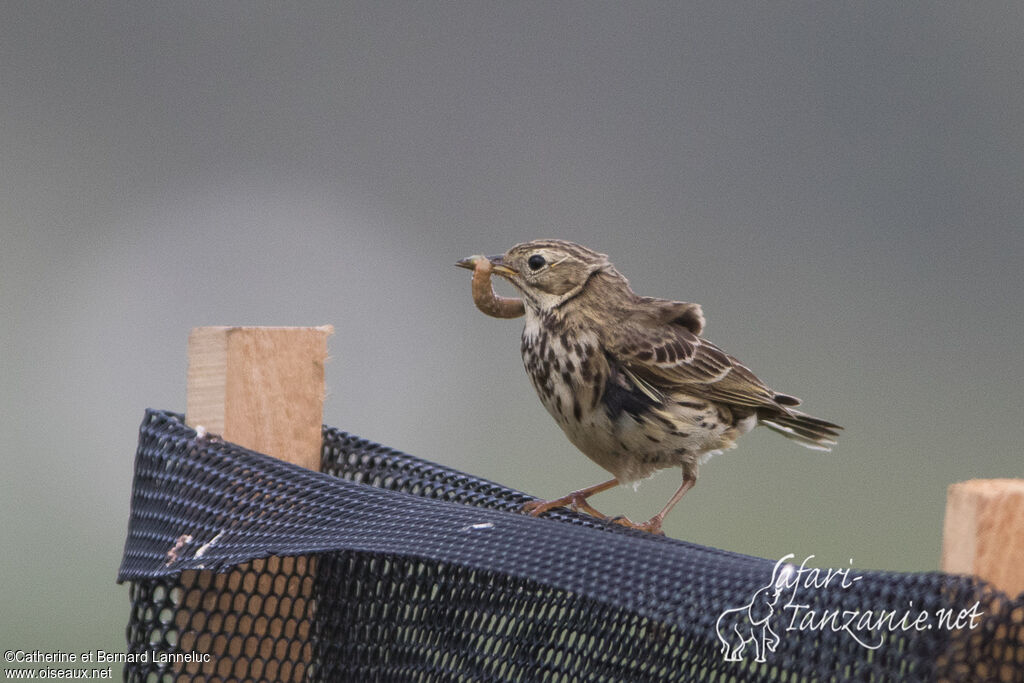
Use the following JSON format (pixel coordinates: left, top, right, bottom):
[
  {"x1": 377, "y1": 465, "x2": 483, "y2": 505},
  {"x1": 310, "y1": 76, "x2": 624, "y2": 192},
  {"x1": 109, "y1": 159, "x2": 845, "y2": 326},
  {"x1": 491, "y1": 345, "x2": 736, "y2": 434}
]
[{"x1": 716, "y1": 556, "x2": 794, "y2": 662}]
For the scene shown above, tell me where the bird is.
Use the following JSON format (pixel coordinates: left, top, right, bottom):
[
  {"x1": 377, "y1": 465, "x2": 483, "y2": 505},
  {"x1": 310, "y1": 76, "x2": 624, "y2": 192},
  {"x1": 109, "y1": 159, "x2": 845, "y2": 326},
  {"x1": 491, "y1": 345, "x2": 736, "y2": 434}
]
[{"x1": 455, "y1": 239, "x2": 841, "y2": 534}]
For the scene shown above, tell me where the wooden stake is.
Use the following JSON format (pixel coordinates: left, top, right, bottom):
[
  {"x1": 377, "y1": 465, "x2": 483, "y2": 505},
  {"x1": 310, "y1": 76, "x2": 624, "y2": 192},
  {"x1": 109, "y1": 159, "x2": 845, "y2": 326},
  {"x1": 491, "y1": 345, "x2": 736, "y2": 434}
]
[
  {"x1": 941, "y1": 479, "x2": 1024, "y2": 597},
  {"x1": 186, "y1": 326, "x2": 331, "y2": 468},
  {"x1": 179, "y1": 326, "x2": 332, "y2": 680}
]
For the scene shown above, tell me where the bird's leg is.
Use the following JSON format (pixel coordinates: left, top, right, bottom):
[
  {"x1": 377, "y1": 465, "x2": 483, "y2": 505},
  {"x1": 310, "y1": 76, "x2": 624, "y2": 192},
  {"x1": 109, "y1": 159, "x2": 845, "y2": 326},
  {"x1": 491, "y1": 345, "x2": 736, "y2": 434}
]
[
  {"x1": 522, "y1": 478, "x2": 620, "y2": 519},
  {"x1": 611, "y1": 473, "x2": 696, "y2": 535}
]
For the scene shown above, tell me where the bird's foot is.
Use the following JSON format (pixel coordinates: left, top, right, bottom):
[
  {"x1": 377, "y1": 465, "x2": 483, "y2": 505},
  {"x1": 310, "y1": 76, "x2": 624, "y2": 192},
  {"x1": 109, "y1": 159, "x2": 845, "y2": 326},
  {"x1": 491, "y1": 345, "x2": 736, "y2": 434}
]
[
  {"x1": 608, "y1": 515, "x2": 665, "y2": 535},
  {"x1": 522, "y1": 490, "x2": 611, "y2": 520}
]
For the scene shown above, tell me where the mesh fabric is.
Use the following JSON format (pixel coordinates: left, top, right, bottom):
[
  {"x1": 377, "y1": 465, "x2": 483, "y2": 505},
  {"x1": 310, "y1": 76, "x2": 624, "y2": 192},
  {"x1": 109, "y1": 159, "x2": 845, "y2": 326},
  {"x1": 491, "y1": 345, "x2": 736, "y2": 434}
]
[{"x1": 119, "y1": 410, "x2": 1023, "y2": 681}]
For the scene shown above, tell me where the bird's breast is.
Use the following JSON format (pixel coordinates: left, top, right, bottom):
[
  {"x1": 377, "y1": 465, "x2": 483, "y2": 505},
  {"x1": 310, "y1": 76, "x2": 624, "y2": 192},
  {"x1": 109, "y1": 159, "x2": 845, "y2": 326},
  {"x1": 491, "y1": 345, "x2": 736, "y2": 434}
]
[{"x1": 520, "y1": 318, "x2": 605, "y2": 430}]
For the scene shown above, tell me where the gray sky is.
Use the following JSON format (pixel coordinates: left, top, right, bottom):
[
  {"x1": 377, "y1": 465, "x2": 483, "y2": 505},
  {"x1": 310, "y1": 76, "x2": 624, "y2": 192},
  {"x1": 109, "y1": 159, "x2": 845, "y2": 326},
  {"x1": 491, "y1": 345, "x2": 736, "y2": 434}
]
[{"x1": 2, "y1": 1, "x2": 1022, "y2": 656}]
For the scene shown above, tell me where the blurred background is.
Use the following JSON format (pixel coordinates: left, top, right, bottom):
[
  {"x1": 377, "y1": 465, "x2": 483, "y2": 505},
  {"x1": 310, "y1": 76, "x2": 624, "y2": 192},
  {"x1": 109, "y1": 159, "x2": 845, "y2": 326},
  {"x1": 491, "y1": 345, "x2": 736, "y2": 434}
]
[{"x1": 2, "y1": 1, "x2": 1021, "y2": 663}]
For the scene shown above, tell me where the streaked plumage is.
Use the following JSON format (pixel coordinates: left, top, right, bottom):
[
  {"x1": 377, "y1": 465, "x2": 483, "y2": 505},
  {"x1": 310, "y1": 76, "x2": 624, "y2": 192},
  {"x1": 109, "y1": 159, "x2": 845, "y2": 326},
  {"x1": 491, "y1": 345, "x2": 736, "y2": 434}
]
[{"x1": 456, "y1": 239, "x2": 841, "y2": 534}]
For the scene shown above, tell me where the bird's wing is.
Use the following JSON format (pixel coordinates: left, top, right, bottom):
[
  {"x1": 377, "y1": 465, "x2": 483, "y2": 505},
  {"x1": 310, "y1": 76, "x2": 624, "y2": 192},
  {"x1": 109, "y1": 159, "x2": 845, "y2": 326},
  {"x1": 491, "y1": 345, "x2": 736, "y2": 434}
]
[
  {"x1": 632, "y1": 297, "x2": 706, "y2": 335},
  {"x1": 604, "y1": 298, "x2": 788, "y2": 410}
]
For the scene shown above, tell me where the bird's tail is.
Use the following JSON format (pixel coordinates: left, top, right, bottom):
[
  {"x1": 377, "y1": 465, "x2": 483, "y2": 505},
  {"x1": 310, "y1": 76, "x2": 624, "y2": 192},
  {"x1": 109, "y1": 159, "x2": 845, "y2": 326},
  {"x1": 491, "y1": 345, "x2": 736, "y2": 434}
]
[{"x1": 759, "y1": 409, "x2": 842, "y2": 452}]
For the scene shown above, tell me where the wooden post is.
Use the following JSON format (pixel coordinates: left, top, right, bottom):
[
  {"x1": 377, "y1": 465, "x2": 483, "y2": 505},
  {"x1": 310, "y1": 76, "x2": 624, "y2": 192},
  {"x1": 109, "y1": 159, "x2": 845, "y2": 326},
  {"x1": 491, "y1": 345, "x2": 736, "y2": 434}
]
[
  {"x1": 179, "y1": 326, "x2": 332, "y2": 681},
  {"x1": 941, "y1": 479, "x2": 1024, "y2": 597}
]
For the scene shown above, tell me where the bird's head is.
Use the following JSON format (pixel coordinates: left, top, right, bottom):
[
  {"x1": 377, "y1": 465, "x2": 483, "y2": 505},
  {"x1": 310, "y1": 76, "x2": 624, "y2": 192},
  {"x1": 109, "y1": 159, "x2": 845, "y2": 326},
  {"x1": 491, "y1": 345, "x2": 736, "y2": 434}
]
[{"x1": 457, "y1": 239, "x2": 620, "y2": 313}]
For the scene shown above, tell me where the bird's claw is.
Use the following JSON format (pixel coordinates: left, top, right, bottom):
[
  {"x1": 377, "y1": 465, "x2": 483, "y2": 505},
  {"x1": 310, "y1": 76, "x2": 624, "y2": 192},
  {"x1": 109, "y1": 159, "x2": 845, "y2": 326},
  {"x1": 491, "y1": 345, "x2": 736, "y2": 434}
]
[
  {"x1": 608, "y1": 515, "x2": 665, "y2": 535},
  {"x1": 521, "y1": 491, "x2": 611, "y2": 520},
  {"x1": 522, "y1": 496, "x2": 665, "y2": 534},
  {"x1": 521, "y1": 499, "x2": 555, "y2": 517}
]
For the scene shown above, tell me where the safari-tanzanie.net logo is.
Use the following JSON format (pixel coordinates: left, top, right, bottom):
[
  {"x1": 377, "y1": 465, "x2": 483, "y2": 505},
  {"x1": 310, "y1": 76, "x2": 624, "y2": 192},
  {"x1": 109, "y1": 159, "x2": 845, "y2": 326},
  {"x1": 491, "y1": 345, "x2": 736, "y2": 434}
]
[{"x1": 715, "y1": 554, "x2": 983, "y2": 662}]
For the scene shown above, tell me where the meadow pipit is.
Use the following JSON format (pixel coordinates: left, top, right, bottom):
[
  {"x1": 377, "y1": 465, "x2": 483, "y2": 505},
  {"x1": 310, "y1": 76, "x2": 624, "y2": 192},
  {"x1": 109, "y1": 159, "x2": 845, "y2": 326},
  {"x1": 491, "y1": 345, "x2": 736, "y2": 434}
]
[{"x1": 456, "y1": 240, "x2": 841, "y2": 534}]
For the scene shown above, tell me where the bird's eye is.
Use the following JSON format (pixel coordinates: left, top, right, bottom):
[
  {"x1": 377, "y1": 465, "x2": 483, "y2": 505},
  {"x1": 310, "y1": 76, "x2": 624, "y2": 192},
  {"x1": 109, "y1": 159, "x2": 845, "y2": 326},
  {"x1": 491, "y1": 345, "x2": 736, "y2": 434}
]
[{"x1": 528, "y1": 254, "x2": 546, "y2": 271}]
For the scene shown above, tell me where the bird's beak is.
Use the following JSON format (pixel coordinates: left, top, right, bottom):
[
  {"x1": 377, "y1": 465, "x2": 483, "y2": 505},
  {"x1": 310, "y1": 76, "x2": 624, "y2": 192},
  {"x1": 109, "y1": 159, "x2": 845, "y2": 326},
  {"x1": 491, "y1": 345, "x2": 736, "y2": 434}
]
[{"x1": 454, "y1": 254, "x2": 517, "y2": 277}]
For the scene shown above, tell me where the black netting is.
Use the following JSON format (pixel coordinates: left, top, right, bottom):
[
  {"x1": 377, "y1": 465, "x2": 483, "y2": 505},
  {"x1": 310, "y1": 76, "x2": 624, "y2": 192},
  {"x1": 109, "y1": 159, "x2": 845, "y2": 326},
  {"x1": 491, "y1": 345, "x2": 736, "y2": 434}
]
[{"x1": 119, "y1": 410, "x2": 1024, "y2": 682}]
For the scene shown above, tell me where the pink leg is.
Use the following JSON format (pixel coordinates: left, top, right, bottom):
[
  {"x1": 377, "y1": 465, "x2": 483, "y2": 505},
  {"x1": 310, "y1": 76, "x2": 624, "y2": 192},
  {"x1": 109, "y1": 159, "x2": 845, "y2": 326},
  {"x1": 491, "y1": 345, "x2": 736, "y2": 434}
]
[
  {"x1": 612, "y1": 474, "x2": 696, "y2": 535},
  {"x1": 521, "y1": 478, "x2": 620, "y2": 519}
]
